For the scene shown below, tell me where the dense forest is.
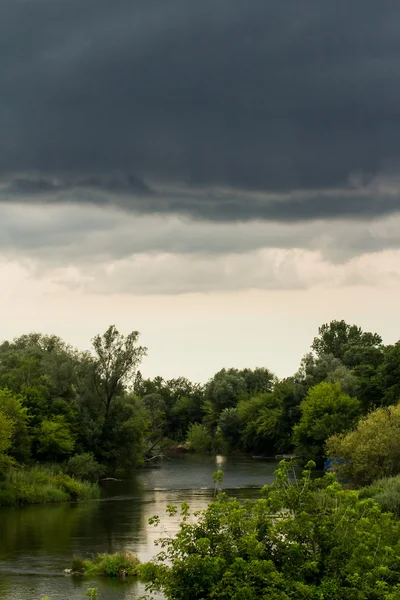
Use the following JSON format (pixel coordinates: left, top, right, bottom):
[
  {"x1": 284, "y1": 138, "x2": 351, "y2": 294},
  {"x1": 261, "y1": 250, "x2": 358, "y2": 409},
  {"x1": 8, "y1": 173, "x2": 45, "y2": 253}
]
[{"x1": 0, "y1": 320, "x2": 400, "y2": 506}]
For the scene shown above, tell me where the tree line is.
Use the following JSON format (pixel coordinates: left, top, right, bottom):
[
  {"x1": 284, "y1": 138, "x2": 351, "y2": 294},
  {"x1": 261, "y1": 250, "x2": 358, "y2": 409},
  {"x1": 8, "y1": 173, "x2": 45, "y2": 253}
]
[{"x1": 0, "y1": 320, "x2": 400, "y2": 483}]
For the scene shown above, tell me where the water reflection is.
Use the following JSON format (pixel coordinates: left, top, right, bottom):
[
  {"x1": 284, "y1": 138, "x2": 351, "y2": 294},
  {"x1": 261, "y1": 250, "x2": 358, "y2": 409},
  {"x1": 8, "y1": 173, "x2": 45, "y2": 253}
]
[{"x1": 215, "y1": 455, "x2": 227, "y2": 469}]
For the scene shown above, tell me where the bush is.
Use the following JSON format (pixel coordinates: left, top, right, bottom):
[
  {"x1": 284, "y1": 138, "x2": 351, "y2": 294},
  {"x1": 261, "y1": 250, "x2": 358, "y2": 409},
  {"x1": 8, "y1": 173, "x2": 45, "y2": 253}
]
[
  {"x1": 326, "y1": 403, "x2": 400, "y2": 486},
  {"x1": 74, "y1": 552, "x2": 140, "y2": 577},
  {"x1": 186, "y1": 423, "x2": 212, "y2": 453},
  {"x1": 65, "y1": 453, "x2": 105, "y2": 482}
]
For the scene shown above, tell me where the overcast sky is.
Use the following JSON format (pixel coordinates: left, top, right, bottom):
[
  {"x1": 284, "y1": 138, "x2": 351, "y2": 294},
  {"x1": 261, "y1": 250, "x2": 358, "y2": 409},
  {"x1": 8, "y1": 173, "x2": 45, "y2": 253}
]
[{"x1": 2, "y1": 0, "x2": 400, "y2": 382}]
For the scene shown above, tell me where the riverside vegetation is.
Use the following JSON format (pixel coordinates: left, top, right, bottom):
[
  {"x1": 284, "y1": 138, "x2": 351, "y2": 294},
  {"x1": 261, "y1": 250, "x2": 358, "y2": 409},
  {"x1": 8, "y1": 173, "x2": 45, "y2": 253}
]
[
  {"x1": 1, "y1": 320, "x2": 400, "y2": 507},
  {"x1": 140, "y1": 462, "x2": 400, "y2": 600},
  {"x1": 2, "y1": 320, "x2": 400, "y2": 597}
]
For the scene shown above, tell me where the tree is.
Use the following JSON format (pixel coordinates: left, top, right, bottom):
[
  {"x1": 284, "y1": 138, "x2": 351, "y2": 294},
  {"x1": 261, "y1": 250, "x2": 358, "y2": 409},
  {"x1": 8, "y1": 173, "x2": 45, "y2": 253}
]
[
  {"x1": 312, "y1": 320, "x2": 382, "y2": 362},
  {"x1": 205, "y1": 367, "x2": 275, "y2": 417},
  {"x1": 141, "y1": 393, "x2": 167, "y2": 457},
  {"x1": 326, "y1": 363, "x2": 360, "y2": 397},
  {"x1": 293, "y1": 353, "x2": 343, "y2": 401},
  {"x1": 37, "y1": 416, "x2": 75, "y2": 460},
  {"x1": 292, "y1": 382, "x2": 361, "y2": 464},
  {"x1": 92, "y1": 325, "x2": 147, "y2": 416},
  {"x1": 236, "y1": 381, "x2": 299, "y2": 456},
  {"x1": 205, "y1": 369, "x2": 247, "y2": 413},
  {"x1": 170, "y1": 395, "x2": 202, "y2": 437},
  {"x1": 0, "y1": 411, "x2": 15, "y2": 476},
  {"x1": 0, "y1": 388, "x2": 30, "y2": 462},
  {"x1": 97, "y1": 397, "x2": 146, "y2": 473},
  {"x1": 217, "y1": 407, "x2": 241, "y2": 450},
  {"x1": 237, "y1": 367, "x2": 275, "y2": 396},
  {"x1": 326, "y1": 403, "x2": 400, "y2": 486},
  {"x1": 186, "y1": 423, "x2": 212, "y2": 453},
  {"x1": 378, "y1": 341, "x2": 400, "y2": 405},
  {"x1": 236, "y1": 394, "x2": 267, "y2": 452},
  {"x1": 142, "y1": 462, "x2": 400, "y2": 600}
]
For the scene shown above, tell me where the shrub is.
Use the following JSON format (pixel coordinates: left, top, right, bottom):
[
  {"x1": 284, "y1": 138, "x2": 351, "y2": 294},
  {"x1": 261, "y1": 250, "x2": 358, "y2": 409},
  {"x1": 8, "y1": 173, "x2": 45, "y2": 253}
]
[
  {"x1": 65, "y1": 453, "x2": 105, "y2": 482},
  {"x1": 186, "y1": 423, "x2": 212, "y2": 453},
  {"x1": 74, "y1": 552, "x2": 140, "y2": 577},
  {"x1": 326, "y1": 403, "x2": 400, "y2": 486}
]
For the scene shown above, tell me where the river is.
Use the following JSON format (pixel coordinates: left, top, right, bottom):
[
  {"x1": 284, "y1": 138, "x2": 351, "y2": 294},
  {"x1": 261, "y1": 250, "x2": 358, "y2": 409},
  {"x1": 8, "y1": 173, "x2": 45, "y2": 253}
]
[{"x1": 0, "y1": 454, "x2": 281, "y2": 600}]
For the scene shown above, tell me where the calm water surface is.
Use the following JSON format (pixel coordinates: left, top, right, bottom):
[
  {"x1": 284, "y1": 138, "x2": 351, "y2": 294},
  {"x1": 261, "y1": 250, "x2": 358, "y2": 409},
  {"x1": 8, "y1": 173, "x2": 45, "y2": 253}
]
[{"x1": 0, "y1": 455, "x2": 280, "y2": 600}]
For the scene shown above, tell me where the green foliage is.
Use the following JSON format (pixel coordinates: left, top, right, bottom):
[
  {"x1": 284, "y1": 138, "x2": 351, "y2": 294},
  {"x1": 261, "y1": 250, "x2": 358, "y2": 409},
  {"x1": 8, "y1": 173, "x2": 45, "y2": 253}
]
[
  {"x1": 379, "y1": 341, "x2": 400, "y2": 405},
  {"x1": 0, "y1": 388, "x2": 31, "y2": 462},
  {"x1": 205, "y1": 369, "x2": 247, "y2": 412},
  {"x1": 41, "y1": 588, "x2": 99, "y2": 600},
  {"x1": 76, "y1": 552, "x2": 140, "y2": 577},
  {"x1": 205, "y1": 367, "x2": 274, "y2": 414},
  {"x1": 0, "y1": 410, "x2": 14, "y2": 456},
  {"x1": 142, "y1": 462, "x2": 400, "y2": 600},
  {"x1": 1, "y1": 318, "x2": 400, "y2": 503},
  {"x1": 186, "y1": 423, "x2": 212, "y2": 453},
  {"x1": 212, "y1": 470, "x2": 224, "y2": 496},
  {"x1": 236, "y1": 394, "x2": 267, "y2": 451},
  {"x1": 312, "y1": 319, "x2": 382, "y2": 362},
  {"x1": 326, "y1": 403, "x2": 400, "y2": 486},
  {"x1": 98, "y1": 397, "x2": 147, "y2": 473},
  {"x1": 36, "y1": 416, "x2": 75, "y2": 459},
  {"x1": 92, "y1": 325, "x2": 147, "y2": 416},
  {"x1": 65, "y1": 452, "x2": 105, "y2": 482},
  {"x1": 293, "y1": 381, "x2": 361, "y2": 464},
  {"x1": 0, "y1": 411, "x2": 17, "y2": 477},
  {"x1": 217, "y1": 408, "x2": 241, "y2": 450},
  {"x1": 360, "y1": 474, "x2": 400, "y2": 516},
  {"x1": 0, "y1": 465, "x2": 100, "y2": 506}
]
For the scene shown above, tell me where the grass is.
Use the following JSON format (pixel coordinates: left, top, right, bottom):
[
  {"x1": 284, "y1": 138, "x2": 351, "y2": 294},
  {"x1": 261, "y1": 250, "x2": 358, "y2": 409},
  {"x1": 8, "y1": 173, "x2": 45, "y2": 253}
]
[
  {"x1": 41, "y1": 587, "x2": 98, "y2": 600},
  {"x1": 71, "y1": 552, "x2": 141, "y2": 578},
  {"x1": 0, "y1": 464, "x2": 100, "y2": 506}
]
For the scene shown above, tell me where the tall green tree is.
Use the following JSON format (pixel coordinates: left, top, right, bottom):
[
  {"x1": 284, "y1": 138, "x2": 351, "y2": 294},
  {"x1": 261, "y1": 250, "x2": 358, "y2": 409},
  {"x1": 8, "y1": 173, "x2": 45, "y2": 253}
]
[
  {"x1": 92, "y1": 325, "x2": 147, "y2": 416},
  {"x1": 292, "y1": 381, "x2": 361, "y2": 464},
  {"x1": 312, "y1": 320, "x2": 382, "y2": 362},
  {"x1": 98, "y1": 397, "x2": 146, "y2": 473}
]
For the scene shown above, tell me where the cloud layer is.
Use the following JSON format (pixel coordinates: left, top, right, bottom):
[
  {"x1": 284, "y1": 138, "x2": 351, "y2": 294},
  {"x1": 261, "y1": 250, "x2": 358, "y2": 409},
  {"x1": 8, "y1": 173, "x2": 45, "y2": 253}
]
[
  {"x1": 0, "y1": 202, "x2": 399, "y2": 294},
  {"x1": 2, "y1": 1, "x2": 400, "y2": 221}
]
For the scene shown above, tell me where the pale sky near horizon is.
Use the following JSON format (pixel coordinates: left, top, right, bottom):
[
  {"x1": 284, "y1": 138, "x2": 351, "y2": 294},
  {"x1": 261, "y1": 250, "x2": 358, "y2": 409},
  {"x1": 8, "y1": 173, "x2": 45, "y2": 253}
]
[
  {"x1": 3, "y1": 248, "x2": 400, "y2": 382},
  {"x1": 2, "y1": 1, "x2": 400, "y2": 382}
]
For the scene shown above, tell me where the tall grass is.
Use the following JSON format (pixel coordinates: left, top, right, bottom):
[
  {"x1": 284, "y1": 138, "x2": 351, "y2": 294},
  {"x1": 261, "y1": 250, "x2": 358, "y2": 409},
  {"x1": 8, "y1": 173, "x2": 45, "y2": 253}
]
[
  {"x1": 72, "y1": 552, "x2": 140, "y2": 577},
  {"x1": 0, "y1": 464, "x2": 100, "y2": 506}
]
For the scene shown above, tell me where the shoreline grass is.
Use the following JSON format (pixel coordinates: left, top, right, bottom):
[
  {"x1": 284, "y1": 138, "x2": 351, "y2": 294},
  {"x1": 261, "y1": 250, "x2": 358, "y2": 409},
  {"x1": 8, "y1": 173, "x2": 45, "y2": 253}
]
[
  {"x1": 70, "y1": 552, "x2": 141, "y2": 578},
  {"x1": 0, "y1": 465, "x2": 100, "y2": 506}
]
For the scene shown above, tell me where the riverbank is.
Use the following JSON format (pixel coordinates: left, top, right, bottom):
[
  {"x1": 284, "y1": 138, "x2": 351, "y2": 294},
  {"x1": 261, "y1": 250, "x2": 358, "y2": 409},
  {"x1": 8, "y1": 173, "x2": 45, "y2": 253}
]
[{"x1": 0, "y1": 465, "x2": 100, "y2": 506}]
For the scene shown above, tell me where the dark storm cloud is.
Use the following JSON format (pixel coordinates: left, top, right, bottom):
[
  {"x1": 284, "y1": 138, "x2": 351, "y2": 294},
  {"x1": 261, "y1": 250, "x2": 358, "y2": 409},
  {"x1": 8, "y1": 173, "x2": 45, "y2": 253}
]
[{"x1": 2, "y1": 0, "x2": 400, "y2": 221}]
